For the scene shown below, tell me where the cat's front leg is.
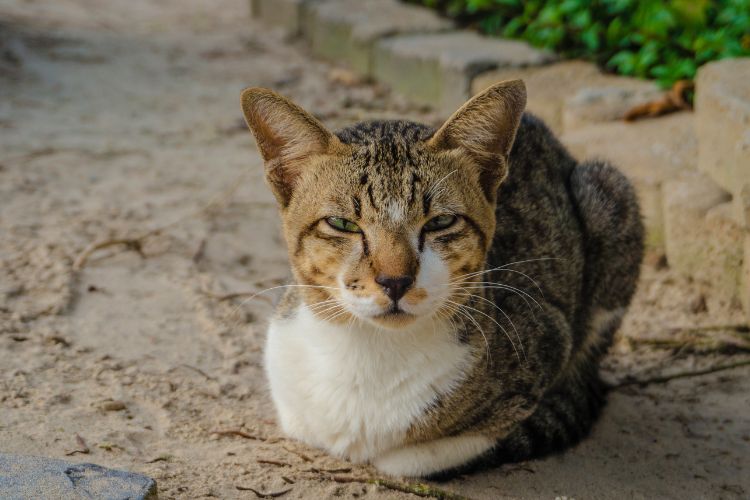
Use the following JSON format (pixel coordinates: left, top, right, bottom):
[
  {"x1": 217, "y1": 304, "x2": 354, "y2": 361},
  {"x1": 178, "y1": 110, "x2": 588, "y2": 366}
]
[{"x1": 372, "y1": 434, "x2": 495, "y2": 478}]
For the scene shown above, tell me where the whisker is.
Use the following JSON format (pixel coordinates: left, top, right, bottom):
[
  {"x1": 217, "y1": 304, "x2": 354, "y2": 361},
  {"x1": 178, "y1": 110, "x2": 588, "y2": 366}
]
[
  {"x1": 452, "y1": 291, "x2": 526, "y2": 361},
  {"x1": 447, "y1": 299, "x2": 520, "y2": 363},
  {"x1": 426, "y1": 169, "x2": 458, "y2": 200},
  {"x1": 450, "y1": 257, "x2": 562, "y2": 282},
  {"x1": 452, "y1": 282, "x2": 544, "y2": 311},
  {"x1": 443, "y1": 300, "x2": 493, "y2": 366},
  {"x1": 227, "y1": 283, "x2": 343, "y2": 319}
]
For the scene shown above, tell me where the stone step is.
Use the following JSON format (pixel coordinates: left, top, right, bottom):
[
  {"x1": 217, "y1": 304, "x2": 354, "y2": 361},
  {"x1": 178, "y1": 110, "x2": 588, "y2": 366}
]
[
  {"x1": 663, "y1": 171, "x2": 744, "y2": 311},
  {"x1": 471, "y1": 62, "x2": 660, "y2": 135},
  {"x1": 696, "y1": 58, "x2": 750, "y2": 202},
  {"x1": 249, "y1": 0, "x2": 321, "y2": 36},
  {"x1": 306, "y1": 0, "x2": 452, "y2": 76},
  {"x1": 472, "y1": 61, "x2": 601, "y2": 135},
  {"x1": 373, "y1": 31, "x2": 554, "y2": 116}
]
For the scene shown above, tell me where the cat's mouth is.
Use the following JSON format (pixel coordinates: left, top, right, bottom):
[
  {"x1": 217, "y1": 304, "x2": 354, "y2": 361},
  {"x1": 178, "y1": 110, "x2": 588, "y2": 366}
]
[
  {"x1": 376, "y1": 303, "x2": 413, "y2": 318},
  {"x1": 369, "y1": 303, "x2": 417, "y2": 328}
]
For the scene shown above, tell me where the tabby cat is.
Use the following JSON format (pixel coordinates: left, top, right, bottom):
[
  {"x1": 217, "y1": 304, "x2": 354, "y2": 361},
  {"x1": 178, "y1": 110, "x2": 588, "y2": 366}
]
[{"x1": 240, "y1": 80, "x2": 643, "y2": 478}]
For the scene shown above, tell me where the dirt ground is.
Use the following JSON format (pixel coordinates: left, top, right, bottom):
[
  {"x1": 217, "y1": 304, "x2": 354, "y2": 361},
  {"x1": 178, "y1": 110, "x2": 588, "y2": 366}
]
[{"x1": 1, "y1": 1, "x2": 749, "y2": 499}]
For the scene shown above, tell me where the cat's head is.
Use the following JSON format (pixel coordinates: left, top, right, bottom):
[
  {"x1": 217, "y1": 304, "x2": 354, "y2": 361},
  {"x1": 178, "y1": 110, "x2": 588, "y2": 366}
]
[{"x1": 241, "y1": 81, "x2": 526, "y2": 330}]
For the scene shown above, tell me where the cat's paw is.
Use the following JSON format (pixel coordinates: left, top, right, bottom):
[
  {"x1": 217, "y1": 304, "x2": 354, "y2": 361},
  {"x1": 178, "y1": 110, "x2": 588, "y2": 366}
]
[{"x1": 372, "y1": 435, "x2": 494, "y2": 478}]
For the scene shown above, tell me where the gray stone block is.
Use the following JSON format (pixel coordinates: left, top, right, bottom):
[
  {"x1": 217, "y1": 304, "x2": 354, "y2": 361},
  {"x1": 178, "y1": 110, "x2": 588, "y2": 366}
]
[
  {"x1": 308, "y1": 0, "x2": 451, "y2": 75},
  {"x1": 373, "y1": 31, "x2": 554, "y2": 116},
  {"x1": 471, "y1": 61, "x2": 602, "y2": 135},
  {"x1": 696, "y1": 58, "x2": 750, "y2": 199},
  {"x1": 663, "y1": 172, "x2": 743, "y2": 310},
  {"x1": 249, "y1": 0, "x2": 321, "y2": 36},
  {"x1": 561, "y1": 78, "x2": 661, "y2": 132},
  {"x1": 0, "y1": 454, "x2": 157, "y2": 500},
  {"x1": 561, "y1": 112, "x2": 697, "y2": 251}
]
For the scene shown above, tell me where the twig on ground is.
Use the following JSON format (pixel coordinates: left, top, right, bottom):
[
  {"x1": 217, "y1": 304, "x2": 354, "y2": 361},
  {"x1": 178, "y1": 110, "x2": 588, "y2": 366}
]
[
  {"x1": 235, "y1": 485, "x2": 292, "y2": 498},
  {"x1": 281, "y1": 476, "x2": 295, "y2": 485},
  {"x1": 73, "y1": 238, "x2": 147, "y2": 270},
  {"x1": 282, "y1": 446, "x2": 313, "y2": 462},
  {"x1": 73, "y1": 172, "x2": 247, "y2": 271},
  {"x1": 306, "y1": 466, "x2": 352, "y2": 474},
  {"x1": 145, "y1": 454, "x2": 173, "y2": 464},
  {"x1": 210, "y1": 429, "x2": 266, "y2": 441},
  {"x1": 623, "y1": 80, "x2": 694, "y2": 121},
  {"x1": 668, "y1": 324, "x2": 749, "y2": 335},
  {"x1": 326, "y1": 475, "x2": 471, "y2": 500},
  {"x1": 611, "y1": 358, "x2": 750, "y2": 389},
  {"x1": 257, "y1": 459, "x2": 292, "y2": 467},
  {"x1": 168, "y1": 363, "x2": 216, "y2": 381},
  {"x1": 192, "y1": 238, "x2": 207, "y2": 264},
  {"x1": 199, "y1": 288, "x2": 274, "y2": 305},
  {"x1": 626, "y1": 324, "x2": 750, "y2": 355},
  {"x1": 65, "y1": 433, "x2": 90, "y2": 456}
]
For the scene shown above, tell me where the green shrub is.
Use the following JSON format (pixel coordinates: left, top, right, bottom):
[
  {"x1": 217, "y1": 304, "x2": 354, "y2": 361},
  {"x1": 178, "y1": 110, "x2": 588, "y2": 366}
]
[{"x1": 410, "y1": 0, "x2": 750, "y2": 87}]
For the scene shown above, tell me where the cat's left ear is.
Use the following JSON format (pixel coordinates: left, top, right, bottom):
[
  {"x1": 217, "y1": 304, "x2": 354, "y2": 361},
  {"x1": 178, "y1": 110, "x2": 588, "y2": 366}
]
[
  {"x1": 429, "y1": 79, "x2": 526, "y2": 199},
  {"x1": 241, "y1": 87, "x2": 344, "y2": 206}
]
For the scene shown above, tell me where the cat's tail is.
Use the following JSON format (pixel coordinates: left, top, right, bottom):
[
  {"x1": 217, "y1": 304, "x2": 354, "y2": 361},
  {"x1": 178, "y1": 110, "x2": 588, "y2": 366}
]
[
  {"x1": 426, "y1": 352, "x2": 608, "y2": 481},
  {"x1": 490, "y1": 351, "x2": 608, "y2": 464}
]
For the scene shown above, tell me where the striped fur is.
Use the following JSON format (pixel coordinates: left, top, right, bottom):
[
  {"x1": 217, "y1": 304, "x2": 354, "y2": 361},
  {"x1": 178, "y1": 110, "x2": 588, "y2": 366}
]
[{"x1": 240, "y1": 82, "x2": 644, "y2": 478}]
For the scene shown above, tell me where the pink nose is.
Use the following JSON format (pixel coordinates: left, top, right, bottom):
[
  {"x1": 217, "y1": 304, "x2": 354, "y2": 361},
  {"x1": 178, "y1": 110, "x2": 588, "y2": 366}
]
[{"x1": 375, "y1": 275, "x2": 414, "y2": 302}]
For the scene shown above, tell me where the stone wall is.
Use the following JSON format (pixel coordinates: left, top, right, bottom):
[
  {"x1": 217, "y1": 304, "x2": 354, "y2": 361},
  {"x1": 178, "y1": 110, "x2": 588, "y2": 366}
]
[{"x1": 249, "y1": 0, "x2": 750, "y2": 323}]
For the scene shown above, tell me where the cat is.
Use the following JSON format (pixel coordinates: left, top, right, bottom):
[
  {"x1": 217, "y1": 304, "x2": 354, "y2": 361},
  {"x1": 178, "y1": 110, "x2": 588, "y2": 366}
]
[{"x1": 240, "y1": 79, "x2": 644, "y2": 478}]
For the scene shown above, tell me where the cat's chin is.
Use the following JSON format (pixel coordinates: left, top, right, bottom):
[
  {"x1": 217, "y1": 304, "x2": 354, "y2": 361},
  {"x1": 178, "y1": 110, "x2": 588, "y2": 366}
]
[{"x1": 369, "y1": 310, "x2": 418, "y2": 330}]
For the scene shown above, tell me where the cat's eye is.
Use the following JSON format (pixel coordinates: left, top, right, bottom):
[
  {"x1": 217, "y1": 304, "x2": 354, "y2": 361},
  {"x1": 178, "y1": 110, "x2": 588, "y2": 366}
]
[
  {"x1": 423, "y1": 214, "x2": 457, "y2": 232},
  {"x1": 326, "y1": 217, "x2": 362, "y2": 233}
]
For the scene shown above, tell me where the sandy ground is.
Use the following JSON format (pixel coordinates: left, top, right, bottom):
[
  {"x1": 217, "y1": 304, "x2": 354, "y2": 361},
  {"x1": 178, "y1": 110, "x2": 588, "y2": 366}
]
[{"x1": 1, "y1": 1, "x2": 749, "y2": 498}]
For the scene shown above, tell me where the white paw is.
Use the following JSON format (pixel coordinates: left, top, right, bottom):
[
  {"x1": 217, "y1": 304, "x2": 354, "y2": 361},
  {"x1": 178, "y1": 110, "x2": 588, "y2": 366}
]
[{"x1": 373, "y1": 435, "x2": 494, "y2": 477}]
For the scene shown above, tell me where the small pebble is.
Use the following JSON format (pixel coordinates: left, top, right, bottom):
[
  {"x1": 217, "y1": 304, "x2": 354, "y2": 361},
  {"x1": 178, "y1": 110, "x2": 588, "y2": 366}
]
[{"x1": 100, "y1": 400, "x2": 127, "y2": 411}]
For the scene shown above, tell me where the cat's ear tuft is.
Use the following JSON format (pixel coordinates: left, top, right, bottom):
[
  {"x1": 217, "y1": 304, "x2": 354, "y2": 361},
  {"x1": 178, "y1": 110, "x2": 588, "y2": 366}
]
[
  {"x1": 240, "y1": 87, "x2": 341, "y2": 206},
  {"x1": 429, "y1": 79, "x2": 526, "y2": 198}
]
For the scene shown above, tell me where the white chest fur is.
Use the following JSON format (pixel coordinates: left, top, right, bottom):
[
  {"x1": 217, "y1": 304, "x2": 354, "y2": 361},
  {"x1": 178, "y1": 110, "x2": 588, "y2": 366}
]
[{"x1": 264, "y1": 306, "x2": 474, "y2": 462}]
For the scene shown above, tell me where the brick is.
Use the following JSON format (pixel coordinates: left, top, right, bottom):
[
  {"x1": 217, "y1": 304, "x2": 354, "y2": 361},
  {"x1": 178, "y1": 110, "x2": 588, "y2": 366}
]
[
  {"x1": 561, "y1": 112, "x2": 697, "y2": 250},
  {"x1": 562, "y1": 78, "x2": 661, "y2": 132},
  {"x1": 307, "y1": 0, "x2": 451, "y2": 76},
  {"x1": 470, "y1": 63, "x2": 661, "y2": 135},
  {"x1": 249, "y1": 0, "x2": 320, "y2": 36},
  {"x1": 373, "y1": 31, "x2": 554, "y2": 116},
  {"x1": 471, "y1": 61, "x2": 601, "y2": 135},
  {"x1": 663, "y1": 172, "x2": 743, "y2": 309},
  {"x1": 696, "y1": 58, "x2": 750, "y2": 197}
]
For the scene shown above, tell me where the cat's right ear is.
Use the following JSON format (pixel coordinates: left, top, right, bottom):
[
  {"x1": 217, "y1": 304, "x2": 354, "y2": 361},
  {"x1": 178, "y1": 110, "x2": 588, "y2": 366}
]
[{"x1": 241, "y1": 87, "x2": 343, "y2": 206}]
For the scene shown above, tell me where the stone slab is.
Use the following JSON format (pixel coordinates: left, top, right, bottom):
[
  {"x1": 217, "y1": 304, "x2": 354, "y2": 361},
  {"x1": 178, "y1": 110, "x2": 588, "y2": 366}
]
[
  {"x1": 471, "y1": 61, "x2": 602, "y2": 134},
  {"x1": 471, "y1": 62, "x2": 661, "y2": 135},
  {"x1": 663, "y1": 172, "x2": 743, "y2": 309},
  {"x1": 695, "y1": 58, "x2": 750, "y2": 199},
  {"x1": 561, "y1": 112, "x2": 697, "y2": 251},
  {"x1": 374, "y1": 31, "x2": 554, "y2": 116},
  {"x1": 562, "y1": 78, "x2": 661, "y2": 132},
  {"x1": 307, "y1": 0, "x2": 452, "y2": 75},
  {"x1": 0, "y1": 454, "x2": 157, "y2": 500},
  {"x1": 249, "y1": 0, "x2": 321, "y2": 36}
]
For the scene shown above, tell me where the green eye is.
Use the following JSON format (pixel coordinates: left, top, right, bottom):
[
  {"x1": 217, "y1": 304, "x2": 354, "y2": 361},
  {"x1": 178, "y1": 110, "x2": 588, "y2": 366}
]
[
  {"x1": 423, "y1": 214, "x2": 457, "y2": 232},
  {"x1": 326, "y1": 217, "x2": 362, "y2": 233}
]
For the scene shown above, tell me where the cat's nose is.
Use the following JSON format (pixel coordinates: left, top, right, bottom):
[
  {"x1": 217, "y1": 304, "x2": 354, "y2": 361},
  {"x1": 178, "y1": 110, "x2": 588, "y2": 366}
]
[{"x1": 375, "y1": 275, "x2": 414, "y2": 302}]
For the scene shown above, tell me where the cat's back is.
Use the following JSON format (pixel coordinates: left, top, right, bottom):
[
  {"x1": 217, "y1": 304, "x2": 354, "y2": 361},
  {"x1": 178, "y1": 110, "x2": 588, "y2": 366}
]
[{"x1": 489, "y1": 113, "x2": 585, "y2": 319}]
